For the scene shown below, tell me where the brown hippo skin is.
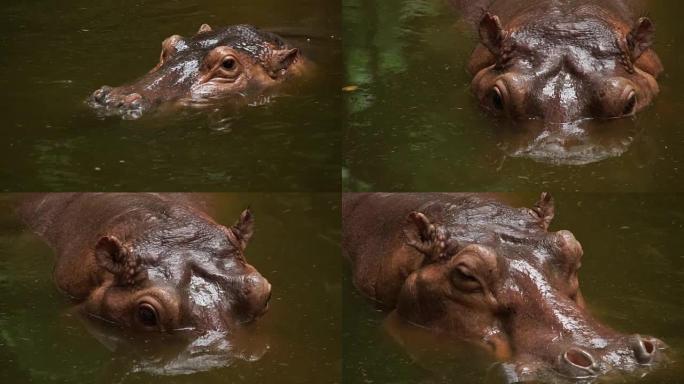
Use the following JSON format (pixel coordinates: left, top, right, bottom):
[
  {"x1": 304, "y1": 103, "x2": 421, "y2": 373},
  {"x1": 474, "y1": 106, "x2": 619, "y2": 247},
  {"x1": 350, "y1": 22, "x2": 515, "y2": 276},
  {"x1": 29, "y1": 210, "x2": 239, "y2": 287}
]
[
  {"x1": 88, "y1": 24, "x2": 306, "y2": 119},
  {"x1": 342, "y1": 193, "x2": 667, "y2": 382},
  {"x1": 17, "y1": 193, "x2": 271, "y2": 334},
  {"x1": 449, "y1": 0, "x2": 663, "y2": 164}
]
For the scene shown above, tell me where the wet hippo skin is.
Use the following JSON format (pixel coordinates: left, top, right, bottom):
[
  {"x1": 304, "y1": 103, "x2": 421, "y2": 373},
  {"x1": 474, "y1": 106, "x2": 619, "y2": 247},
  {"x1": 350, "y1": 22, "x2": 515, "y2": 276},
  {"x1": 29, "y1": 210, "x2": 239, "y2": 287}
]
[
  {"x1": 17, "y1": 193, "x2": 271, "y2": 333},
  {"x1": 449, "y1": 0, "x2": 663, "y2": 164},
  {"x1": 88, "y1": 24, "x2": 307, "y2": 119},
  {"x1": 342, "y1": 193, "x2": 667, "y2": 382}
]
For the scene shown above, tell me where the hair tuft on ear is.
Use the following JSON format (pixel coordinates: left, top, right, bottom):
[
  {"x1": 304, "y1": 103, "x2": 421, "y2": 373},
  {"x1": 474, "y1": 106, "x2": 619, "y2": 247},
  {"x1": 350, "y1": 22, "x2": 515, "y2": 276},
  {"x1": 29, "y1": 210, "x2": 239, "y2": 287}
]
[
  {"x1": 197, "y1": 23, "x2": 213, "y2": 34},
  {"x1": 268, "y1": 48, "x2": 299, "y2": 77},
  {"x1": 531, "y1": 192, "x2": 555, "y2": 230},
  {"x1": 479, "y1": 12, "x2": 505, "y2": 56},
  {"x1": 230, "y1": 208, "x2": 255, "y2": 250},
  {"x1": 94, "y1": 236, "x2": 147, "y2": 286},
  {"x1": 627, "y1": 17, "x2": 655, "y2": 60},
  {"x1": 404, "y1": 212, "x2": 457, "y2": 262}
]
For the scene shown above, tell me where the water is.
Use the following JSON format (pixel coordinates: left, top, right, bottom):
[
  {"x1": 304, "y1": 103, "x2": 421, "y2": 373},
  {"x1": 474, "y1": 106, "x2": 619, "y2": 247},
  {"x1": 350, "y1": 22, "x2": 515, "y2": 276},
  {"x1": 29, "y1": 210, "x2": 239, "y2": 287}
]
[
  {"x1": 0, "y1": 194, "x2": 342, "y2": 383},
  {"x1": 342, "y1": 193, "x2": 684, "y2": 383},
  {"x1": 343, "y1": 0, "x2": 684, "y2": 192},
  {"x1": 1, "y1": 0, "x2": 684, "y2": 383},
  {"x1": 0, "y1": 0, "x2": 342, "y2": 192}
]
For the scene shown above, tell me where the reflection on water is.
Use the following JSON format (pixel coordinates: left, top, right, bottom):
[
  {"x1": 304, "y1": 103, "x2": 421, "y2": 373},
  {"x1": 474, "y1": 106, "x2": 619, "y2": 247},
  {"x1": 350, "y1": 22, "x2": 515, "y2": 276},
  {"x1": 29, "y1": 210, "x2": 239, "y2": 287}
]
[
  {"x1": 0, "y1": 194, "x2": 341, "y2": 383},
  {"x1": 498, "y1": 119, "x2": 640, "y2": 166},
  {"x1": 81, "y1": 315, "x2": 270, "y2": 377},
  {"x1": 0, "y1": 0, "x2": 341, "y2": 191},
  {"x1": 342, "y1": 193, "x2": 684, "y2": 384},
  {"x1": 343, "y1": 0, "x2": 684, "y2": 191}
]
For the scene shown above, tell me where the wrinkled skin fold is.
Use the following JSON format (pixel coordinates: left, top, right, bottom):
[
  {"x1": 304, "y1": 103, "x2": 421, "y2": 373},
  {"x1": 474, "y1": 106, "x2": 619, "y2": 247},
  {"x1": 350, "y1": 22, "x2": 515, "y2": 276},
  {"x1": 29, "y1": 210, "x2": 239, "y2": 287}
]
[
  {"x1": 449, "y1": 0, "x2": 663, "y2": 164},
  {"x1": 342, "y1": 193, "x2": 668, "y2": 382},
  {"x1": 88, "y1": 24, "x2": 306, "y2": 119},
  {"x1": 17, "y1": 193, "x2": 272, "y2": 371}
]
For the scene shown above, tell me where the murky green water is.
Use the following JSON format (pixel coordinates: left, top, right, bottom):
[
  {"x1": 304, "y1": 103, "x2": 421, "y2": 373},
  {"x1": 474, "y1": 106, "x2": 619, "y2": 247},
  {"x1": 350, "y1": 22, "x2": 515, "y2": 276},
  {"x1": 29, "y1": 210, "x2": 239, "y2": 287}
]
[
  {"x1": 0, "y1": 0, "x2": 341, "y2": 192},
  {"x1": 342, "y1": 193, "x2": 684, "y2": 383},
  {"x1": 1, "y1": 0, "x2": 684, "y2": 383},
  {"x1": 0, "y1": 194, "x2": 341, "y2": 383},
  {"x1": 343, "y1": 0, "x2": 684, "y2": 192}
]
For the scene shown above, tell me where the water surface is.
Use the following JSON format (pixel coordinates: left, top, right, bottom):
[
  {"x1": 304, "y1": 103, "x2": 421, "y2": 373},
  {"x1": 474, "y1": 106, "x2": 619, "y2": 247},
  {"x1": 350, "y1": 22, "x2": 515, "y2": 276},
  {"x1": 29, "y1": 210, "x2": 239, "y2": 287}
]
[
  {"x1": 0, "y1": 193, "x2": 341, "y2": 383},
  {"x1": 0, "y1": 0, "x2": 341, "y2": 191},
  {"x1": 342, "y1": 193, "x2": 684, "y2": 383},
  {"x1": 343, "y1": 0, "x2": 684, "y2": 192}
]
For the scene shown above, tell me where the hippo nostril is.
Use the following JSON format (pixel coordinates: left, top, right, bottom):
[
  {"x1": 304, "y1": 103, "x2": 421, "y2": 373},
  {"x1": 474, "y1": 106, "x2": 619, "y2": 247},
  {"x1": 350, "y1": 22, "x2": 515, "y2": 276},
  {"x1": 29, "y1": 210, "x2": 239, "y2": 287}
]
[
  {"x1": 124, "y1": 93, "x2": 142, "y2": 103},
  {"x1": 121, "y1": 93, "x2": 144, "y2": 109},
  {"x1": 644, "y1": 340, "x2": 655, "y2": 354},
  {"x1": 559, "y1": 347, "x2": 599, "y2": 378},
  {"x1": 92, "y1": 86, "x2": 112, "y2": 104},
  {"x1": 632, "y1": 335, "x2": 658, "y2": 365},
  {"x1": 564, "y1": 348, "x2": 594, "y2": 369},
  {"x1": 623, "y1": 91, "x2": 637, "y2": 116}
]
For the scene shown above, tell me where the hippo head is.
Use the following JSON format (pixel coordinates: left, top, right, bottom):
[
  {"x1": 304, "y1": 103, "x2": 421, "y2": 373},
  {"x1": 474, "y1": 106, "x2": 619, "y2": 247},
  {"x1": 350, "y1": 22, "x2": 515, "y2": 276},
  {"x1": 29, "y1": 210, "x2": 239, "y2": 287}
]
[
  {"x1": 469, "y1": 10, "x2": 663, "y2": 163},
  {"x1": 88, "y1": 24, "x2": 302, "y2": 119},
  {"x1": 83, "y1": 208, "x2": 271, "y2": 333},
  {"x1": 396, "y1": 193, "x2": 667, "y2": 382}
]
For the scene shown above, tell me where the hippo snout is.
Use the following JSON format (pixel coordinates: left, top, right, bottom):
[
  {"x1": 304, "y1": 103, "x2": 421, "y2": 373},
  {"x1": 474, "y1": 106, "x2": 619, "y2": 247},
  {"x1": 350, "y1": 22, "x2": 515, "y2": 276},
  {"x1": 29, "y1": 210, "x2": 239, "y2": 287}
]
[
  {"x1": 89, "y1": 85, "x2": 146, "y2": 119},
  {"x1": 497, "y1": 335, "x2": 668, "y2": 383},
  {"x1": 245, "y1": 272, "x2": 272, "y2": 316},
  {"x1": 91, "y1": 85, "x2": 113, "y2": 104}
]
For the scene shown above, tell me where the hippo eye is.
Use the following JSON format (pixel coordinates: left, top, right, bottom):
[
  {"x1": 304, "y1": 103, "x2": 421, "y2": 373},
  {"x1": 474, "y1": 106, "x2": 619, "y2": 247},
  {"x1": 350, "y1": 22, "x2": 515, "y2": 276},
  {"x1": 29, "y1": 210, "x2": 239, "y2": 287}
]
[
  {"x1": 490, "y1": 86, "x2": 504, "y2": 111},
  {"x1": 222, "y1": 57, "x2": 237, "y2": 71},
  {"x1": 623, "y1": 91, "x2": 637, "y2": 116},
  {"x1": 137, "y1": 303, "x2": 158, "y2": 328},
  {"x1": 452, "y1": 266, "x2": 483, "y2": 293}
]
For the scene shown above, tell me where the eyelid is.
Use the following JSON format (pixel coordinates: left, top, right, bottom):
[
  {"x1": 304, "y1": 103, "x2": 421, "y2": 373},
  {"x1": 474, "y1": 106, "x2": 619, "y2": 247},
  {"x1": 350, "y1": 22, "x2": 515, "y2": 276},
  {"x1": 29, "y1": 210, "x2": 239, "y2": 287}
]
[
  {"x1": 453, "y1": 263, "x2": 485, "y2": 293},
  {"x1": 455, "y1": 264, "x2": 476, "y2": 279}
]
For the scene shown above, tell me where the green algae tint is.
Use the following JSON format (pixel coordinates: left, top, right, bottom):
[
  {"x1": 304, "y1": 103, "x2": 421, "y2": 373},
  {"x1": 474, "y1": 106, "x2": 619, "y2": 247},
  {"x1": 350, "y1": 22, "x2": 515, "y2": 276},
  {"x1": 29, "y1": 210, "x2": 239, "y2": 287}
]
[
  {"x1": 342, "y1": 193, "x2": 684, "y2": 383},
  {"x1": 343, "y1": 0, "x2": 684, "y2": 192},
  {"x1": 0, "y1": 0, "x2": 341, "y2": 192},
  {"x1": 0, "y1": 194, "x2": 341, "y2": 383}
]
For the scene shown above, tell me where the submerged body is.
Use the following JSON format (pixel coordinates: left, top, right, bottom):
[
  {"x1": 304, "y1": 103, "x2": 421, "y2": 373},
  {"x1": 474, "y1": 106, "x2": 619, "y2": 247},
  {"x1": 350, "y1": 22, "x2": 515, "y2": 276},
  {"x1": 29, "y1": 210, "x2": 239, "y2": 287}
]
[
  {"x1": 450, "y1": 0, "x2": 663, "y2": 164},
  {"x1": 342, "y1": 193, "x2": 666, "y2": 382},
  {"x1": 88, "y1": 24, "x2": 306, "y2": 119},
  {"x1": 18, "y1": 193, "x2": 271, "y2": 333}
]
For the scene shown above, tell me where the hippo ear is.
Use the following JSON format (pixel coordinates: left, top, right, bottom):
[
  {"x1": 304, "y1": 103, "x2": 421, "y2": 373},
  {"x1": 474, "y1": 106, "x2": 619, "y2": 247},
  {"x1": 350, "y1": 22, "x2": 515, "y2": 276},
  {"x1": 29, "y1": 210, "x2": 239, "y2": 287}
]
[
  {"x1": 268, "y1": 48, "x2": 300, "y2": 76},
  {"x1": 94, "y1": 236, "x2": 147, "y2": 286},
  {"x1": 404, "y1": 212, "x2": 455, "y2": 262},
  {"x1": 197, "y1": 23, "x2": 213, "y2": 34},
  {"x1": 627, "y1": 17, "x2": 655, "y2": 60},
  {"x1": 229, "y1": 209, "x2": 254, "y2": 250},
  {"x1": 479, "y1": 13, "x2": 505, "y2": 56},
  {"x1": 531, "y1": 192, "x2": 555, "y2": 230}
]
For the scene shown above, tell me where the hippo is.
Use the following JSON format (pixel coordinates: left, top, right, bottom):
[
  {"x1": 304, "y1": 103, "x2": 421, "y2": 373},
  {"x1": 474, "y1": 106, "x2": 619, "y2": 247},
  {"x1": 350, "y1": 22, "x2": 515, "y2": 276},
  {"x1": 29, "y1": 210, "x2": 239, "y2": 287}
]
[
  {"x1": 88, "y1": 24, "x2": 306, "y2": 119},
  {"x1": 449, "y1": 0, "x2": 663, "y2": 164},
  {"x1": 342, "y1": 193, "x2": 667, "y2": 382},
  {"x1": 17, "y1": 193, "x2": 271, "y2": 334}
]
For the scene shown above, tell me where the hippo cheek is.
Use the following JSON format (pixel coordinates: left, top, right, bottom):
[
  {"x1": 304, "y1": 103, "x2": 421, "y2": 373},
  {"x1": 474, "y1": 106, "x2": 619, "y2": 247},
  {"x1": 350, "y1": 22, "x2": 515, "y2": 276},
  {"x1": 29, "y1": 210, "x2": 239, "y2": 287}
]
[
  {"x1": 483, "y1": 330, "x2": 513, "y2": 361},
  {"x1": 190, "y1": 76, "x2": 251, "y2": 101},
  {"x1": 233, "y1": 271, "x2": 272, "y2": 323},
  {"x1": 185, "y1": 268, "x2": 271, "y2": 330}
]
